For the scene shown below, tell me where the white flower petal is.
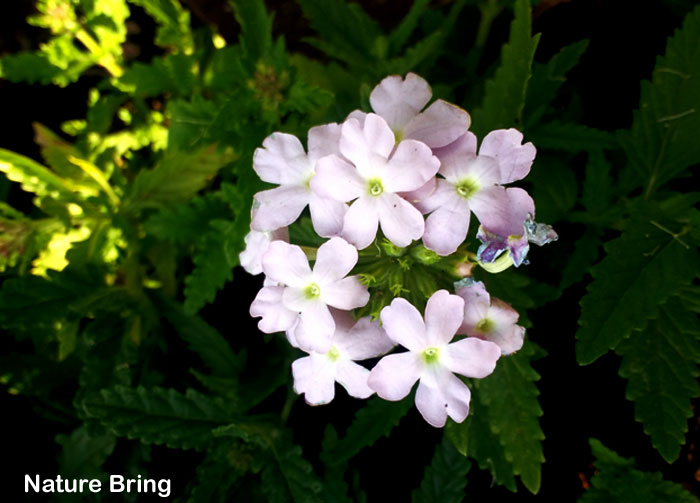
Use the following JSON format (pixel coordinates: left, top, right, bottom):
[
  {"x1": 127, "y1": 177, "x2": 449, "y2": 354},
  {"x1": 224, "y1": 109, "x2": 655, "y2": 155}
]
[
  {"x1": 313, "y1": 237, "x2": 358, "y2": 284},
  {"x1": 336, "y1": 316, "x2": 395, "y2": 360},
  {"x1": 367, "y1": 351, "x2": 423, "y2": 401},
  {"x1": 294, "y1": 303, "x2": 335, "y2": 353},
  {"x1": 250, "y1": 286, "x2": 298, "y2": 333},
  {"x1": 422, "y1": 202, "x2": 471, "y2": 256},
  {"x1": 442, "y1": 337, "x2": 501, "y2": 378},
  {"x1": 404, "y1": 99, "x2": 471, "y2": 149},
  {"x1": 262, "y1": 241, "x2": 312, "y2": 287},
  {"x1": 377, "y1": 193, "x2": 425, "y2": 248},
  {"x1": 251, "y1": 185, "x2": 310, "y2": 232},
  {"x1": 369, "y1": 73, "x2": 431, "y2": 132},
  {"x1": 292, "y1": 354, "x2": 336, "y2": 405},
  {"x1": 479, "y1": 128, "x2": 536, "y2": 183},
  {"x1": 336, "y1": 360, "x2": 374, "y2": 399},
  {"x1": 339, "y1": 115, "x2": 394, "y2": 174},
  {"x1": 342, "y1": 196, "x2": 379, "y2": 250},
  {"x1": 424, "y1": 290, "x2": 464, "y2": 347},
  {"x1": 312, "y1": 154, "x2": 365, "y2": 202},
  {"x1": 456, "y1": 281, "x2": 491, "y2": 333},
  {"x1": 253, "y1": 132, "x2": 309, "y2": 185},
  {"x1": 383, "y1": 139, "x2": 440, "y2": 193},
  {"x1": 309, "y1": 194, "x2": 347, "y2": 238},
  {"x1": 415, "y1": 367, "x2": 471, "y2": 427},
  {"x1": 380, "y1": 297, "x2": 426, "y2": 351},
  {"x1": 307, "y1": 123, "x2": 342, "y2": 164},
  {"x1": 321, "y1": 276, "x2": 369, "y2": 310}
]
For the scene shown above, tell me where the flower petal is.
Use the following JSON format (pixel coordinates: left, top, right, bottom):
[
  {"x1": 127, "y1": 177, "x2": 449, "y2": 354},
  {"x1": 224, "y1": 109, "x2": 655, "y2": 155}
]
[
  {"x1": 383, "y1": 139, "x2": 440, "y2": 193},
  {"x1": 339, "y1": 115, "x2": 395, "y2": 173},
  {"x1": 295, "y1": 303, "x2": 335, "y2": 353},
  {"x1": 468, "y1": 185, "x2": 512, "y2": 232},
  {"x1": 367, "y1": 351, "x2": 423, "y2": 401},
  {"x1": 292, "y1": 354, "x2": 336, "y2": 405},
  {"x1": 380, "y1": 297, "x2": 426, "y2": 351},
  {"x1": 478, "y1": 128, "x2": 535, "y2": 183},
  {"x1": 422, "y1": 201, "x2": 471, "y2": 256},
  {"x1": 432, "y1": 132, "x2": 478, "y2": 170},
  {"x1": 415, "y1": 367, "x2": 471, "y2": 427},
  {"x1": 336, "y1": 316, "x2": 395, "y2": 360},
  {"x1": 369, "y1": 73, "x2": 431, "y2": 133},
  {"x1": 442, "y1": 337, "x2": 501, "y2": 378},
  {"x1": 262, "y1": 241, "x2": 312, "y2": 287},
  {"x1": 307, "y1": 123, "x2": 342, "y2": 164},
  {"x1": 250, "y1": 286, "x2": 298, "y2": 333},
  {"x1": 251, "y1": 185, "x2": 310, "y2": 232},
  {"x1": 342, "y1": 196, "x2": 379, "y2": 250},
  {"x1": 313, "y1": 237, "x2": 358, "y2": 284},
  {"x1": 336, "y1": 360, "x2": 374, "y2": 399},
  {"x1": 309, "y1": 194, "x2": 347, "y2": 238},
  {"x1": 404, "y1": 99, "x2": 471, "y2": 148},
  {"x1": 321, "y1": 276, "x2": 369, "y2": 310},
  {"x1": 377, "y1": 193, "x2": 425, "y2": 248},
  {"x1": 424, "y1": 290, "x2": 464, "y2": 347},
  {"x1": 455, "y1": 281, "x2": 491, "y2": 333},
  {"x1": 311, "y1": 154, "x2": 365, "y2": 202},
  {"x1": 253, "y1": 132, "x2": 309, "y2": 185},
  {"x1": 477, "y1": 187, "x2": 534, "y2": 237}
]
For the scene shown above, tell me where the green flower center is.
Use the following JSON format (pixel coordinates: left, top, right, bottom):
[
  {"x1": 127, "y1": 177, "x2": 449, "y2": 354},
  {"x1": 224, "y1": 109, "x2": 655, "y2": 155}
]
[
  {"x1": 423, "y1": 346, "x2": 440, "y2": 364},
  {"x1": 368, "y1": 178, "x2": 384, "y2": 197},
  {"x1": 327, "y1": 346, "x2": 341, "y2": 362},
  {"x1": 304, "y1": 282, "x2": 321, "y2": 299},
  {"x1": 455, "y1": 178, "x2": 479, "y2": 199},
  {"x1": 475, "y1": 318, "x2": 495, "y2": 334}
]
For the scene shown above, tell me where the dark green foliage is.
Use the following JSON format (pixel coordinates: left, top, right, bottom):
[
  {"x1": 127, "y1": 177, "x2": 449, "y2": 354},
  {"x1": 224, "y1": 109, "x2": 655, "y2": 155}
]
[
  {"x1": 579, "y1": 439, "x2": 697, "y2": 503},
  {"x1": 321, "y1": 395, "x2": 413, "y2": 466},
  {"x1": 412, "y1": 434, "x2": 471, "y2": 503},
  {"x1": 80, "y1": 385, "x2": 236, "y2": 450},
  {"x1": 576, "y1": 206, "x2": 700, "y2": 365},
  {"x1": 616, "y1": 297, "x2": 700, "y2": 462},
  {"x1": 471, "y1": 0, "x2": 541, "y2": 137}
]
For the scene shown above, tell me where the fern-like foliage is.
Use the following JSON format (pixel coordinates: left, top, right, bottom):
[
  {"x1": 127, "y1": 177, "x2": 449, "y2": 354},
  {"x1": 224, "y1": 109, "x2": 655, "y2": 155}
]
[{"x1": 412, "y1": 433, "x2": 471, "y2": 503}]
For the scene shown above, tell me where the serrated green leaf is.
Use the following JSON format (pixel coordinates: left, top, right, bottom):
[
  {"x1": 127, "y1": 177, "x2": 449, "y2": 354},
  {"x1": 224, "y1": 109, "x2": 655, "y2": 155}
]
[
  {"x1": 231, "y1": 0, "x2": 273, "y2": 65},
  {"x1": 616, "y1": 299, "x2": 700, "y2": 462},
  {"x1": 412, "y1": 433, "x2": 471, "y2": 503},
  {"x1": 127, "y1": 0, "x2": 192, "y2": 51},
  {"x1": 582, "y1": 150, "x2": 613, "y2": 212},
  {"x1": 558, "y1": 229, "x2": 602, "y2": 291},
  {"x1": 388, "y1": 0, "x2": 431, "y2": 53},
  {"x1": 167, "y1": 97, "x2": 220, "y2": 150},
  {"x1": 321, "y1": 395, "x2": 413, "y2": 466},
  {"x1": 477, "y1": 342, "x2": 544, "y2": 493},
  {"x1": 144, "y1": 192, "x2": 228, "y2": 243},
  {"x1": 619, "y1": 4, "x2": 700, "y2": 195},
  {"x1": 157, "y1": 295, "x2": 243, "y2": 376},
  {"x1": 183, "y1": 219, "x2": 238, "y2": 314},
  {"x1": 0, "y1": 51, "x2": 63, "y2": 85},
  {"x1": 445, "y1": 417, "x2": 469, "y2": 457},
  {"x1": 262, "y1": 442, "x2": 325, "y2": 503},
  {"x1": 525, "y1": 39, "x2": 589, "y2": 125},
  {"x1": 119, "y1": 54, "x2": 196, "y2": 97},
  {"x1": 528, "y1": 157, "x2": 577, "y2": 222},
  {"x1": 297, "y1": 0, "x2": 381, "y2": 71},
  {"x1": 580, "y1": 439, "x2": 697, "y2": 503},
  {"x1": 321, "y1": 426, "x2": 353, "y2": 503},
  {"x1": 471, "y1": 0, "x2": 541, "y2": 136},
  {"x1": 80, "y1": 385, "x2": 235, "y2": 450},
  {"x1": 528, "y1": 122, "x2": 618, "y2": 152},
  {"x1": 127, "y1": 146, "x2": 233, "y2": 208},
  {"x1": 466, "y1": 388, "x2": 517, "y2": 492},
  {"x1": 576, "y1": 212, "x2": 700, "y2": 365},
  {"x1": 56, "y1": 426, "x2": 116, "y2": 480}
]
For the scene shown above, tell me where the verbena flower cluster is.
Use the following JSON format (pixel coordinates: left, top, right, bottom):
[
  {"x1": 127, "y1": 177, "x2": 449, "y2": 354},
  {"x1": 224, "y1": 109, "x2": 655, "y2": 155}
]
[{"x1": 241, "y1": 73, "x2": 556, "y2": 428}]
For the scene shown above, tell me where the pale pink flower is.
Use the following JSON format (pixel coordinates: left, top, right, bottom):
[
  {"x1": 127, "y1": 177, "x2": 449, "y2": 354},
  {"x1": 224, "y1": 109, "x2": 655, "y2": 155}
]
[
  {"x1": 239, "y1": 227, "x2": 289, "y2": 276},
  {"x1": 456, "y1": 280, "x2": 525, "y2": 355},
  {"x1": 291, "y1": 310, "x2": 395, "y2": 405},
  {"x1": 252, "y1": 237, "x2": 369, "y2": 353},
  {"x1": 251, "y1": 124, "x2": 347, "y2": 236},
  {"x1": 418, "y1": 129, "x2": 536, "y2": 256},
  {"x1": 349, "y1": 73, "x2": 471, "y2": 149},
  {"x1": 311, "y1": 114, "x2": 440, "y2": 249},
  {"x1": 367, "y1": 290, "x2": 501, "y2": 428}
]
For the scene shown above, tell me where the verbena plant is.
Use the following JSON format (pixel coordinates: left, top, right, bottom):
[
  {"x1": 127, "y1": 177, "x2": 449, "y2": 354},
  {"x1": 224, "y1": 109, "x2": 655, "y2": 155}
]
[{"x1": 1, "y1": 0, "x2": 699, "y2": 501}]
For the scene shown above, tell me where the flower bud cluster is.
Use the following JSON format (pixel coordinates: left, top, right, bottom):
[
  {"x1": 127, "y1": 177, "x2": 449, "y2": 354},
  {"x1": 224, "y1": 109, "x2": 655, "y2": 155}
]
[{"x1": 242, "y1": 73, "x2": 556, "y2": 427}]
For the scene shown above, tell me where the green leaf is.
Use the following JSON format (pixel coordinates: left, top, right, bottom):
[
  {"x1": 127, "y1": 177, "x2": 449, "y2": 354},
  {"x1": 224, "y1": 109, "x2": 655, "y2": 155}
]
[
  {"x1": 580, "y1": 439, "x2": 697, "y2": 503},
  {"x1": 231, "y1": 0, "x2": 274, "y2": 65},
  {"x1": 183, "y1": 219, "x2": 238, "y2": 314},
  {"x1": 261, "y1": 442, "x2": 325, "y2": 503},
  {"x1": 157, "y1": 295, "x2": 243, "y2": 376},
  {"x1": 166, "y1": 97, "x2": 220, "y2": 150},
  {"x1": 119, "y1": 54, "x2": 196, "y2": 97},
  {"x1": 0, "y1": 51, "x2": 63, "y2": 85},
  {"x1": 321, "y1": 426, "x2": 353, "y2": 503},
  {"x1": 466, "y1": 389, "x2": 517, "y2": 492},
  {"x1": 470, "y1": 0, "x2": 541, "y2": 136},
  {"x1": 297, "y1": 0, "x2": 381, "y2": 71},
  {"x1": 477, "y1": 342, "x2": 544, "y2": 493},
  {"x1": 144, "y1": 192, "x2": 228, "y2": 244},
  {"x1": 127, "y1": 146, "x2": 234, "y2": 208},
  {"x1": 127, "y1": 0, "x2": 192, "y2": 51},
  {"x1": 80, "y1": 385, "x2": 235, "y2": 450},
  {"x1": 525, "y1": 39, "x2": 589, "y2": 125},
  {"x1": 412, "y1": 433, "x2": 471, "y2": 503},
  {"x1": 528, "y1": 122, "x2": 618, "y2": 152},
  {"x1": 616, "y1": 298, "x2": 700, "y2": 462},
  {"x1": 445, "y1": 417, "x2": 469, "y2": 457},
  {"x1": 56, "y1": 426, "x2": 116, "y2": 481},
  {"x1": 388, "y1": 0, "x2": 431, "y2": 52},
  {"x1": 581, "y1": 150, "x2": 614, "y2": 213},
  {"x1": 619, "y1": 4, "x2": 700, "y2": 195},
  {"x1": 527, "y1": 156, "x2": 578, "y2": 222},
  {"x1": 576, "y1": 211, "x2": 700, "y2": 365},
  {"x1": 558, "y1": 229, "x2": 602, "y2": 291},
  {"x1": 321, "y1": 395, "x2": 413, "y2": 466}
]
